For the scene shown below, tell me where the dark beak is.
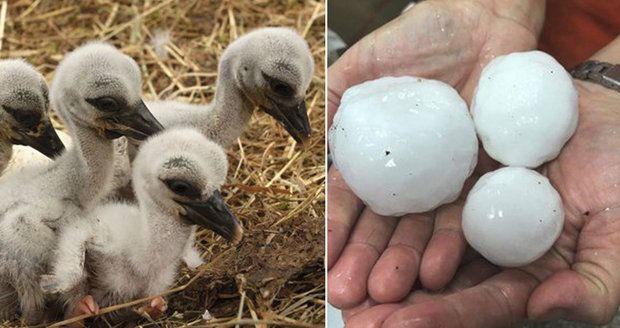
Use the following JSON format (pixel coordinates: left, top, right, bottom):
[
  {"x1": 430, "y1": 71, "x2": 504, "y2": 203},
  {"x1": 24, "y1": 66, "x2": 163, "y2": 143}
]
[
  {"x1": 13, "y1": 121, "x2": 65, "y2": 159},
  {"x1": 263, "y1": 100, "x2": 311, "y2": 143},
  {"x1": 104, "y1": 100, "x2": 164, "y2": 140},
  {"x1": 178, "y1": 191, "x2": 243, "y2": 243}
]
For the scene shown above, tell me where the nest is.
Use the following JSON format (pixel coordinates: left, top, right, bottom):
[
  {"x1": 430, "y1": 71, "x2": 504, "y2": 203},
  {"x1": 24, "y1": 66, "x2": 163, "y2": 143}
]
[{"x1": 0, "y1": 0, "x2": 325, "y2": 327}]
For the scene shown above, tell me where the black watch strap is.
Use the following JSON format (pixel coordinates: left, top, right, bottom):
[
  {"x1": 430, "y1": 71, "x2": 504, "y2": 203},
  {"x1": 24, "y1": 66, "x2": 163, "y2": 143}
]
[{"x1": 571, "y1": 60, "x2": 620, "y2": 92}]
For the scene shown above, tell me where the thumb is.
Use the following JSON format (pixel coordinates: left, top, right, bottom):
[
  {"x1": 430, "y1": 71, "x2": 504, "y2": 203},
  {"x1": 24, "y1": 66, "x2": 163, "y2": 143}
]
[
  {"x1": 528, "y1": 209, "x2": 620, "y2": 324},
  {"x1": 327, "y1": 32, "x2": 377, "y2": 128},
  {"x1": 528, "y1": 270, "x2": 619, "y2": 324}
]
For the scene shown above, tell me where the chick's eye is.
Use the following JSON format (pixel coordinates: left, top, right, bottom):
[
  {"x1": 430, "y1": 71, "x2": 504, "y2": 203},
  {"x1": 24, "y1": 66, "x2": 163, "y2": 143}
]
[
  {"x1": 86, "y1": 97, "x2": 120, "y2": 113},
  {"x1": 272, "y1": 82, "x2": 294, "y2": 98},
  {"x1": 3, "y1": 106, "x2": 40, "y2": 128},
  {"x1": 164, "y1": 179, "x2": 201, "y2": 199},
  {"x1": 262, "y1": 72, "x2": 294, "y2": 98}
]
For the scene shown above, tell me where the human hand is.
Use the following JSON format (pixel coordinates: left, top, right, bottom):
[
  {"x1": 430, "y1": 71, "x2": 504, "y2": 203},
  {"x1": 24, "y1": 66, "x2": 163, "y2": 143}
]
[
  {"x1": 344, "y1": 48, "x2": 620, "y2": 327},
  {"x1": 328, "y1": 0, "x2": 544, "y2": 308}
]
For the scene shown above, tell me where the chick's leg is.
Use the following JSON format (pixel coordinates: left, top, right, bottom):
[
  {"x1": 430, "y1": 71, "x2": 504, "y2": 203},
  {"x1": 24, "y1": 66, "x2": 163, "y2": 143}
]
[
  {"x1": 72, "y1": 294, "x2": 100, "y2": 316},
  {"x1": 64, "y1": 295, "x2": 99, "y2": 328},
  {"x1": 138, "y1": 296, "x2": 167, "y2": 319}
]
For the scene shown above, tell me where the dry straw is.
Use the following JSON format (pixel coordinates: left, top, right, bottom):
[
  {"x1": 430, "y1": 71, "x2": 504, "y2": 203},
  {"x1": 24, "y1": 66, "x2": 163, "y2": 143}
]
[{"x1": 0, "y1": 0, "x2": 325, "y2": 327}]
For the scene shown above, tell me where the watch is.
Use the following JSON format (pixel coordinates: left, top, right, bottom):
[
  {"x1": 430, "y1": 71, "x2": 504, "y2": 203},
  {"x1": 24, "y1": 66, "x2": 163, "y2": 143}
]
[{"x1": 571, "y1": 60, "x2": 620, "y2": 92}]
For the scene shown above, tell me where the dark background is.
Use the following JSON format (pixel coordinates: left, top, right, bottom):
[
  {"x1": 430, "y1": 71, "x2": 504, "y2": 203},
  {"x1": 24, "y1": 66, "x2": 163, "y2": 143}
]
[{"x1": 328, "y1": 0, "x2": 411, "y2": 46}]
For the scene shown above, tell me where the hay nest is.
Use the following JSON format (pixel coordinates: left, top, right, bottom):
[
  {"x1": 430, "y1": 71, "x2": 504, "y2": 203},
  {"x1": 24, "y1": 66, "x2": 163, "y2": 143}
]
[{"x1": 0, "y1": 0, "x2": 325, "y2": 327}]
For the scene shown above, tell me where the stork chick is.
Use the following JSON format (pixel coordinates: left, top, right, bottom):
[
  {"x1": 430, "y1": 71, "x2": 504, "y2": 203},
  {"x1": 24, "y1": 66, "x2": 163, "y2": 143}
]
[
  {"x1": 146, "y1": 27, "x2": 315, "y2": 146},
  {"x1": 143, "y1": 27, "x2": 314, "y2": 267},
  {"x1": 0, "y1": 59, "x2": 64, "y2": 176},
  {"x1": 0, "y1": 42, "x2": 163, "y2": 324},
  {"x1": 45, "y1": 127, "x2": 242, "y2": 325}
]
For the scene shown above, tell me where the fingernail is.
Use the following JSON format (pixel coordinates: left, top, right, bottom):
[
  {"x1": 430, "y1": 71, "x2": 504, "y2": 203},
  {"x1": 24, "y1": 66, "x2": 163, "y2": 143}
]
[{"x1": 536, "y1": 308, "x2": 568, "y2": 321}]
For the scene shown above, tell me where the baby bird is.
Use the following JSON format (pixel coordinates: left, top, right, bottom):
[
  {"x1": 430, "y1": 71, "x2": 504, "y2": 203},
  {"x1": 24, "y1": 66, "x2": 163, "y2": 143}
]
[
  {"x1": 138, "y1": 28, "x2": 314, "y2": 268},
  {"x1": 0, "y1": 42, "x2": 163, "y2": 324},
  {"x1": 45, "y1": 127, "x2": 242, "y2": 324},
  {"x1": 0, "y1": 59, "x2": 65, "y2": 175},
  {"x1": 146, "y1": 27, "x2": 315, "y2": 146}
]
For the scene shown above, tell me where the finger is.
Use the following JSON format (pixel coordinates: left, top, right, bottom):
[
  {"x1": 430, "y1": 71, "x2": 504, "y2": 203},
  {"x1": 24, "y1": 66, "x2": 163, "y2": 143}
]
[
  {"x1": 405, "y1": 290, "x2": 440, "y2": 305},
  {"x1": 405, "y1": 259, "x2": 498, "y2": 305},
  {"x1": 383, "y1": 270, "x2": 540, "y2": 328},
  {"x1": 327, "y1": 166, "x2": 364, "y2": 269},
  {"x1": 342, "y1": 298, "x2": 377, "y2": 322},
  {"x1": 326, "y1": 30, "x2": 380, "y2": 128},
  {"x1": 327, "y1": 68, "x2": 344, "y2": 129},
  {"x1": 419, "y1": 202, "x2": 467, "y2": 290},
  {"x1": 350, "y1": 259, "x2": 500, "y2": 327},
  {"x1": 528, "y1": 270, "x2": 617, "y2": 324},
  {"x1": 528, "y1": 208, "x2": 620, "y2": 324},
  {"x1": 347, "y1": 304, "x2": 407, "y2": 328},
  {"x1": 327, "y1": 35, "x2": 371, "y2": 128},
  {"x1": 328, "y1": 208, "x2": 398, "y2": 309},
  {"x1": 367, "y1": 213, "x2": 433, "y2": 303},
  {"x1": 448, "y1": 258, "x2": 499, "y2": 291}
]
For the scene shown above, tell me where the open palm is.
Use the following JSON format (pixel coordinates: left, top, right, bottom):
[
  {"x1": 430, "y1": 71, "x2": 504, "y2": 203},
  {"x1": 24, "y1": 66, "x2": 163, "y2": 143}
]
[
  {"x1": 328, "y1": 0, "x2": 544, "y2": 308},
  {"x1": 344, "y1": 79, "x2": 620, "y2": 327}
]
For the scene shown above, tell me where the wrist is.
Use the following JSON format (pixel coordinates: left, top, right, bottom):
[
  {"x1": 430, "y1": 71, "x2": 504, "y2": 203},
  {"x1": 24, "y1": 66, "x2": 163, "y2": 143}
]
[
  {"x1": 574, "y1": 36, "x2": 620, "y2": 95},
  {"x1": 592, "y1": 36, "x2": 620, "y2": 64}
]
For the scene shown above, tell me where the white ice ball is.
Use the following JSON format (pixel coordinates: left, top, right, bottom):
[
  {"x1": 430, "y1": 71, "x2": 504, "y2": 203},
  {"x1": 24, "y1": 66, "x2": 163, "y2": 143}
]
[
  {"x1": 462, "y1": 167, "x2": 564, "y2": 267},
  {"x1": 472, "y1": 50, "x2": 578, "y2": 167},
  {"x1": 329, "y1": 76, "x2": 478, "y2": 216}
]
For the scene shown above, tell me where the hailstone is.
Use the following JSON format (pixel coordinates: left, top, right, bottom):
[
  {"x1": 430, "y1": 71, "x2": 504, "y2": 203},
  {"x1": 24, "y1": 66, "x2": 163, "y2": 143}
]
[
  {"x1": 472, "y1": 50, "x2": 578, "y2": 167},
  {"x1": 462, "y1": 167, "x2": 564, "y2": 267},
  {"x1": 329, "y1": 76, "x2": 478, "y2": 216}
]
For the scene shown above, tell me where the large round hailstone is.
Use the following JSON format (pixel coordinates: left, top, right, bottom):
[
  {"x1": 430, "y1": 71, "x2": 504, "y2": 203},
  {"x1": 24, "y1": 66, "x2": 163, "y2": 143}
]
[
  {"x1": 329, "y1": 76, "x2": 478, "y2": 216},
  {"x1": 472, "y1": 50, "x2": 578, "y2": 168},
  {"x1": 462, "y1": 167, "x2": 564, "y2": 267}
]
